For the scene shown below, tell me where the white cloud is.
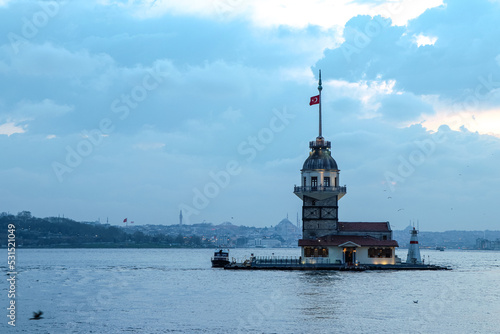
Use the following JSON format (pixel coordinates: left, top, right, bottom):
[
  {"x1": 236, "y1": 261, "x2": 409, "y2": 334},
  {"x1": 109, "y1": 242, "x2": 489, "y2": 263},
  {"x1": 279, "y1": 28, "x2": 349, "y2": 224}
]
[
  {"x1": 420, "y1": 108, "x2": 500, "y2": 138},
  {"x1": 99, "y1": 0, "x2": 442, "y2": 28},
  {"x1": 413, "y1": 33, "x2": 438, "y2": 46},
  {"x1": 326, "y1": 78, "x2": 396, "y2": 118},
  {"x1": 247, "y1": 0, "x2": 442, "y2": 28},
  {"x1": 0, "y1": 121, "x2": 25, "y2": 136}
]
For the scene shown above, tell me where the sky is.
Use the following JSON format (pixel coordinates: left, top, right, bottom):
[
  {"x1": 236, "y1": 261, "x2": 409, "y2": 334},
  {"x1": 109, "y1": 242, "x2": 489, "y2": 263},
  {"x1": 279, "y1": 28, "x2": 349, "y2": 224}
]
[{"x1": 1, "y1": 0, "x2": 499, "y2": 231}]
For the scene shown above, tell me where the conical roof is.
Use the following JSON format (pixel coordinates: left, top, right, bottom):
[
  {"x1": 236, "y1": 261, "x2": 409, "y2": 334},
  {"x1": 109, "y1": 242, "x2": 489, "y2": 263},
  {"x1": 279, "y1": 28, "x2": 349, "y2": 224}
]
[{"x1": 302, "y1": 148, "x2": 338, "y2": 170}]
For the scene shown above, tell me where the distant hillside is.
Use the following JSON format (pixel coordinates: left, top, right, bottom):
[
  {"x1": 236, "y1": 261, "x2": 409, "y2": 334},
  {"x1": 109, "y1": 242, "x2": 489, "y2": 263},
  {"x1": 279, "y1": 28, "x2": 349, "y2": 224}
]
[
  {"x1": 0, "y1": 211, "x2": 203, "y2": 248},
  {"x1": 394, "y1": 225, "x2": 500, "y2": 249},
  {"x1": 1, "y1": 211, "x2": 498, "y2": 249}
]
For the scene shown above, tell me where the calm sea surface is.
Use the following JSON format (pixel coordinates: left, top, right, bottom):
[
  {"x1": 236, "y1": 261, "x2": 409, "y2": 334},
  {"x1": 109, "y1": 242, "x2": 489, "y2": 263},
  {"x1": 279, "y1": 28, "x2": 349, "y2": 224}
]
[{"x1": 1, "y1": 248, "x2": 499, "y2": 333}]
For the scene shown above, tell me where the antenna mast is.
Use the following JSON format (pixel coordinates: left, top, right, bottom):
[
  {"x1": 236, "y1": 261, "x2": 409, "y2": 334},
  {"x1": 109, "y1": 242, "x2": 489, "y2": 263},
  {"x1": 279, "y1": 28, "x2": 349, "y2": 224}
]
[{"x1": 318, "y1": 70, "x2": 323, "y2": 139}]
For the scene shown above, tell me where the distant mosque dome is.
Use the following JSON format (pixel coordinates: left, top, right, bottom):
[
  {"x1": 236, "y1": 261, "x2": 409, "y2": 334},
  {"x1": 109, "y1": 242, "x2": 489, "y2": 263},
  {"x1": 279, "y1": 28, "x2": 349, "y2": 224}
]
[
  {"x1": 302, "y1": 148, "x2": 338, "y2": 171},
  {"x1": 278, "y1": 218, "x2": 293, "y2": 226}
]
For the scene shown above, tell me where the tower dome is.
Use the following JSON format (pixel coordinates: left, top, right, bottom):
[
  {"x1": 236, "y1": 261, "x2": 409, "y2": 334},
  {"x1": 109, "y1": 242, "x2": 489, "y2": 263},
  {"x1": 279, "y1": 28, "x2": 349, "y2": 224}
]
[{"x1": 302, "y1": 145, "x2": 338, "y2": 171}]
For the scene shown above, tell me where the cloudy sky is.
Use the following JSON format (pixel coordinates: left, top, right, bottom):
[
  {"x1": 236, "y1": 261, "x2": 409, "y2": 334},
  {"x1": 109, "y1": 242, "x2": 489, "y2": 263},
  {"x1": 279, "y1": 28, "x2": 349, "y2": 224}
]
[{"x1": 1, "y1": 0, "x2": 499, "y2": 231}]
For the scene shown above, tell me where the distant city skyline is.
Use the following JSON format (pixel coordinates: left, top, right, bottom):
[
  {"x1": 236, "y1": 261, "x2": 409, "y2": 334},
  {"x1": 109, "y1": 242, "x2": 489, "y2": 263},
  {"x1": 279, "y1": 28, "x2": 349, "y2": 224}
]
[{"x1": 1, "y1": 0, "x2": 500, "y2": 231}]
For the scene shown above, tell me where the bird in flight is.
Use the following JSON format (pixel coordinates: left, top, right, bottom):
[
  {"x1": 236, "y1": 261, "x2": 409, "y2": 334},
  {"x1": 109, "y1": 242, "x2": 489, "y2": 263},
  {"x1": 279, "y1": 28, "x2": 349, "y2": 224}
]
[{"x1": 30, "y1": 311, "x2": 43, "y2": 320}]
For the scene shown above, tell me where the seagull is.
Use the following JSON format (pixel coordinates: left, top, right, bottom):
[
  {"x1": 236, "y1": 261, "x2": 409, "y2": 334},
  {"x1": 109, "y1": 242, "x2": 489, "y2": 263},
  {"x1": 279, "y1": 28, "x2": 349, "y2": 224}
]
[
  {"x1": 30, "y1": 311, "x2": 43, "y2": 320},
  {"x1": 397, "y1": 208, "x2": 404, "y2": 212},
  {"x1": 413, "y1": 300, "x2": 418, "y2": 304},
  {"x1": 387, "y1": 197, "x2": 392, "y2": 199}
]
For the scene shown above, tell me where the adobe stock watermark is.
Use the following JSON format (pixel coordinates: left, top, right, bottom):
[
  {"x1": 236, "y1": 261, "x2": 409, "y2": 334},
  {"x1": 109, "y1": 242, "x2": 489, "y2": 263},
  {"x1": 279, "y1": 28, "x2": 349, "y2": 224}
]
[
  {"x1": 341, "y1": 2, "x2": 402, "y2": 62},
  {"x1": 51, "y1": 63, "x2": 166, "y2": 183},
  {"x1": 384, "y1": 133, "x2": 447, "y2": 192},
  {"x1": 236, "y1": 289, "x2": 282, "y2": 333},
  {"x1": 408, "y1": 275, "x2": 460, "y2": 333},
  {"x1": 449, "y1": 74, "x2": 500, "y2": 119},
  {"x1": 62, "y1": 269, "x2": 130, "y2": 331},
  {"x1": 7, "y1": 0, "x2": 63, "y2": 54},
  {"x1": 179, "y1": 107, "x2": 295, "y2": 223},
  {"x1": 384, "y1": 73, "x2": 500, "y2": 192}
]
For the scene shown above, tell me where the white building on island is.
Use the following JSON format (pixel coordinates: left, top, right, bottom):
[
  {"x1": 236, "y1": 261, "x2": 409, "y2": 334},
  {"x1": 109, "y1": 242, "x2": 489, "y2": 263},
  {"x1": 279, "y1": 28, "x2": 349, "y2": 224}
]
[{"x1": 295, "y1": 71, "x2": 399, "y2": 266}]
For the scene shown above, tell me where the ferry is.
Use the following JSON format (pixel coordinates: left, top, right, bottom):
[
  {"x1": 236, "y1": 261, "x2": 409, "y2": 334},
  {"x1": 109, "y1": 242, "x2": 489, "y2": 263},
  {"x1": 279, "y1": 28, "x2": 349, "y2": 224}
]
[{"x1": 211, "y1": 249, "x2": 230, "y2": 268}]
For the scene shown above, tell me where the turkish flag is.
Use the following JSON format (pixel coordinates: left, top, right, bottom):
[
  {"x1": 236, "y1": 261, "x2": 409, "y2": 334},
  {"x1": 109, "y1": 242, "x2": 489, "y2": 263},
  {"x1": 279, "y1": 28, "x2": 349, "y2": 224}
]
[
  {"x1": 123, "y1": 218, "x2": 127, "y2": 223},
  {"x1": 310, "y1": 95, "x2": 320, "y2": 105}
]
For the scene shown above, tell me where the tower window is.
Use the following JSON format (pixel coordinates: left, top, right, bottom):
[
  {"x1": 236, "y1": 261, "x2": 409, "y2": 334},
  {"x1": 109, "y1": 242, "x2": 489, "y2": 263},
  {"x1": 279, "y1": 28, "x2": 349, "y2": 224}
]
[
  {"x1": 311, "y1": 177, "x2": 318, "y2": 189},
  {"x1": 324, "y1": 177, "x2": 330, "y2": 187},
  {"x1": 303, "y1": 177, "x2": 306, "y2": 187}
]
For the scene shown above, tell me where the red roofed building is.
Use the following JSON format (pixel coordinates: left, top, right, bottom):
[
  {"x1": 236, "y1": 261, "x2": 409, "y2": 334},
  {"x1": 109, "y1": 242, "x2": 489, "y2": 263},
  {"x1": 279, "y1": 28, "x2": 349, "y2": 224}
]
[{"x1": 294, "y1": 72, "x2": 399, "y2": 266}]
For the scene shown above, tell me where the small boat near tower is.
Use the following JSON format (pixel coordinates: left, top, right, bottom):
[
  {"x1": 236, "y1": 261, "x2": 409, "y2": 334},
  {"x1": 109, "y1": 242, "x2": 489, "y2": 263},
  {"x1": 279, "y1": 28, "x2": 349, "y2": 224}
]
[{"x1": 211, "y1": 249, "x2": 230, "y2": 268}]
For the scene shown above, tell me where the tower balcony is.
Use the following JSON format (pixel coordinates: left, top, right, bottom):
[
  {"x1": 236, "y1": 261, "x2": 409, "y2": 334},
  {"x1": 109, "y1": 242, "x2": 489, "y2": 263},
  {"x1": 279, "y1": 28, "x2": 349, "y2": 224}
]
[
  {"x1": 294, "y1": 185, "x2": 346, "y2": 200},
  {"x1": 309, "y1": 140, "x2": 331, "y2": 149}
]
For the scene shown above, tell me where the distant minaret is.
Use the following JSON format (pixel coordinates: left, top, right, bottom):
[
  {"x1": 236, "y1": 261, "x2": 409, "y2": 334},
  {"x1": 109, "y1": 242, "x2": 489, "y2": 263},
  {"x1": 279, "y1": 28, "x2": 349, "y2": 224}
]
[
  {"x1": 179, "y1": 210, "x2": 183, "y2": 226},
  {"x1": 406, "y1": 227, "x2": 422, "y2": 264}
]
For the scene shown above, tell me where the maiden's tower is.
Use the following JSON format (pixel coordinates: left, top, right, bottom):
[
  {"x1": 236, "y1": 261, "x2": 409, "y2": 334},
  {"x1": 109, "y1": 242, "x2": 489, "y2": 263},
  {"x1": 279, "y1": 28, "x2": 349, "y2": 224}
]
[
  {"x1": 296, "y1": 71, "x2": 400, "y2": 266},
  {"x1": 224, "y1": 71, "x2": 449, "y2": 271}
]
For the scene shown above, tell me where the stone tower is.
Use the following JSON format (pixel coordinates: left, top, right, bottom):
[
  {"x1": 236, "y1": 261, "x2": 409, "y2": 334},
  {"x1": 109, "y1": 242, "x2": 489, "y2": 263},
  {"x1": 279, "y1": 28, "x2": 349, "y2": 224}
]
[{"x1": 294, "y1": 70, "x2": 346, "y2": 239}]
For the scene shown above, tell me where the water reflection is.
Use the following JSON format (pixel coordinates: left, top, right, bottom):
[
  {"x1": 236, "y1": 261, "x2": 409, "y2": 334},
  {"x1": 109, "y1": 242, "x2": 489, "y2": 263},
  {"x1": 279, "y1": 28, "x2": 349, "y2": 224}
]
[{"x1": 295, "y1": 271, "x2": 342, "y2": 321}]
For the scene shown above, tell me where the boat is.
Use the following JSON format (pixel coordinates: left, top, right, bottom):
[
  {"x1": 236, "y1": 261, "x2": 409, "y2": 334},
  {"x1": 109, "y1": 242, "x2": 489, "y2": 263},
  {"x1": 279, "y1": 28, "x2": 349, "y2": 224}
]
[
  {"x1": 436, "y1": 246, "x2": 445, "y2": 251},
  {"x1": 211, "y1": 249, "x2": 230, "y2": 268}
]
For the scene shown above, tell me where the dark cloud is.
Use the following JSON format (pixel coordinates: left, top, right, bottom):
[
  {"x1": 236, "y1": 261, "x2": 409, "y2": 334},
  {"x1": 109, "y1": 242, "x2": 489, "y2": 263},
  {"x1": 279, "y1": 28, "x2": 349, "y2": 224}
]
[{"x1": 316, "y1": 0, "x2": 500, "y2": 100}]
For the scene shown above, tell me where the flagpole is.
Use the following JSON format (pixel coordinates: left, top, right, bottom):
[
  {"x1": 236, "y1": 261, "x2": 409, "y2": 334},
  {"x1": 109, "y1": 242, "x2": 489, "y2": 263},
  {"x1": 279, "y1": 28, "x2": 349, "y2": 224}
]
[{"x1": 318, "y1": 69, "x2": 323, "y2": 139}]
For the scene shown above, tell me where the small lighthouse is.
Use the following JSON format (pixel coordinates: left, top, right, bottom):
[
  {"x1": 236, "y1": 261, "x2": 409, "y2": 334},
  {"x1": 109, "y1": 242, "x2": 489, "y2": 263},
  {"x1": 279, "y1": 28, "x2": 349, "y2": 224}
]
[{"x1": 406, "y1": 227, "x2": 422, "y2": 264}]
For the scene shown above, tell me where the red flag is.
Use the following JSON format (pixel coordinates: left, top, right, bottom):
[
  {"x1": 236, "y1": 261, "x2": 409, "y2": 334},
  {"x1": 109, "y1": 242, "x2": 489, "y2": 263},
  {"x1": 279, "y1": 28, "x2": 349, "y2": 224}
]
[
  {"x1": 309, "y1": 95, "x2": 320, "y2": 105},
  {"x1": 123, "y1": 218, "x2": 127, "y2": 223}
]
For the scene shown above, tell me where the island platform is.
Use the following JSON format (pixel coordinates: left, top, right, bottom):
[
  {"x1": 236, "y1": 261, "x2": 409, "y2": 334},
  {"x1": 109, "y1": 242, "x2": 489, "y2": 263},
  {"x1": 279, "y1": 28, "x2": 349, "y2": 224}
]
[{"x1": 224, "y1": 256, "x2": 450, "y2": 271}]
